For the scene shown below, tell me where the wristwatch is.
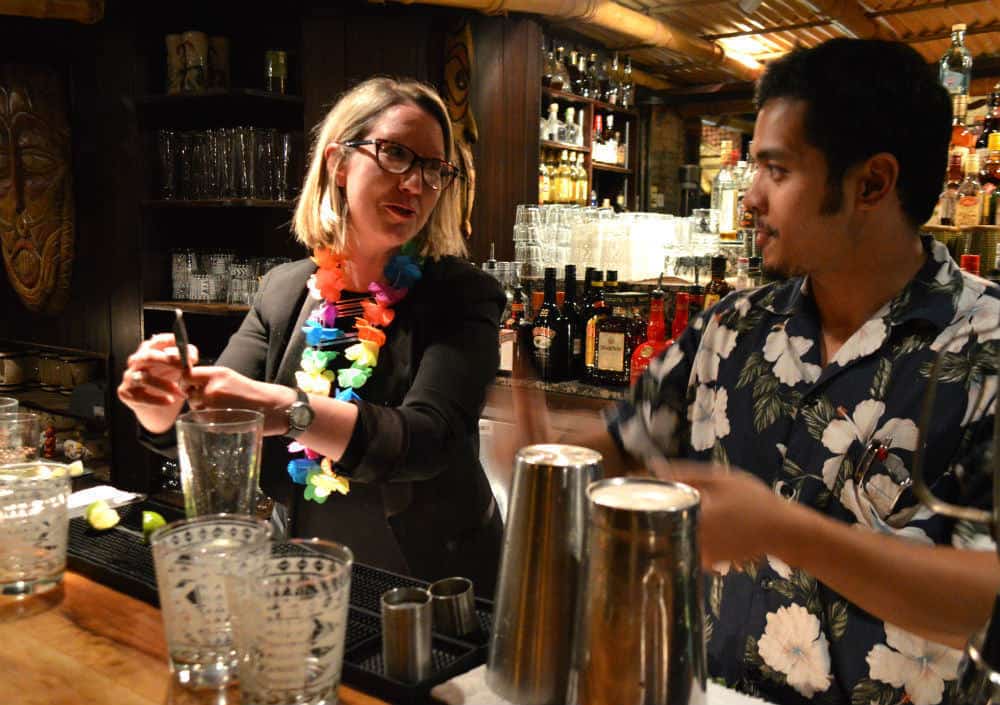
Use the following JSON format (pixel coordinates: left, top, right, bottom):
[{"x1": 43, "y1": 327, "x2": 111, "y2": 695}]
[{"x1": 284, "y1": 388, "x2": 315, "y2": 439}]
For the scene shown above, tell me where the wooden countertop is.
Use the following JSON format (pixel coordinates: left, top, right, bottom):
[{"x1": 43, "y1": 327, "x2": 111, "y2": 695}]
[{"x1": 0, "y1": 572, "x2": 387, "y2": 705}]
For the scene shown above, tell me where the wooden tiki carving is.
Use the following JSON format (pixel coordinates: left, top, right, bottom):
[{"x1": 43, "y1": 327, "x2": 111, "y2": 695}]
[
  {"x1": 442, "y1": 18, "x2": 478, "y2": 240},
  {"x1": 0, "y1": 65, "x2": 75, "y2": 315}
]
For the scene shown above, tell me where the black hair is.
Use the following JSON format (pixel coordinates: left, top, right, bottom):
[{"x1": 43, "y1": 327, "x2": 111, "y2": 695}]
[{"x1": 755, "y1": 39, "x2": 951, "y2": 227}]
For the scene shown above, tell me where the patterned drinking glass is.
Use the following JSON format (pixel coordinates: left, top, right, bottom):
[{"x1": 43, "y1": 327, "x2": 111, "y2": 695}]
[
  {"x1": 151, "y1": 514, "x2": 272, "y2": 690},
  {"x1": 0, "y1": 461, "x2": 72, "y2": 599}
]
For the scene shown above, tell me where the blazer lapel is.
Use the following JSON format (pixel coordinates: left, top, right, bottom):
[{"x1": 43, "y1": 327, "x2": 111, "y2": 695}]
[{"x1": 274, "y1": 293, "x2": 318, "y2": 387}]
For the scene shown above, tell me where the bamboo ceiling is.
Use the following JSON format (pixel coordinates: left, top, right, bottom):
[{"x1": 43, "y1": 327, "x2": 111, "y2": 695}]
[{"x1": 603, "y1": 0, "x2": 1000, "y2": 85}]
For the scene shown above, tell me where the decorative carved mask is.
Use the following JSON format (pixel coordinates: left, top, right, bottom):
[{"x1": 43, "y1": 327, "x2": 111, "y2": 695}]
[
  {"x1": 0, "y1": 65, "x2": 74, "y2": 314},
  {"x1": 442, "y1": 18, "x2": 477, "y2": 240}
]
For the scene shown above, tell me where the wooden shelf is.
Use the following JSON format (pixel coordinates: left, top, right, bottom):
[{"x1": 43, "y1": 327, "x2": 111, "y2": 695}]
[
  {"x1": 11, "y1": 388, "x2": 105, "y2": 423},
  {"x1": 592, "y1": 161, "x2": 631, "y2": 174},
  {"x1": 540, "y1": 139, "x2": 589, "y2": 154},
  {"x1": 542, "y1": 86, "x2": 591, "y2": 104},
  {"x1": 135, "y1": 89, "x2": 304, "y2": 107},
  {"x1": 923, "y1": 224, "x2": 1000, "y2": 232},
  {"x1": 144, "y1": 301, "x2": 250, "y2": 316},
  {"x1": 142, "y1": 199, "x2": 295, "y2": 209},
  {"x1": 541, "y1": 87, "x2": 638, "y2": 117},
  {"x1": 591, "y1": 99, "x2": 638, "y2": 117}
]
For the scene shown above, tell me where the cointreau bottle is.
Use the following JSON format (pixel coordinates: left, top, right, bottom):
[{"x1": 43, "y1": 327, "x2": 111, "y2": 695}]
[{"x1": 630, "y1": 277, "x2": 668, "y2": 385}]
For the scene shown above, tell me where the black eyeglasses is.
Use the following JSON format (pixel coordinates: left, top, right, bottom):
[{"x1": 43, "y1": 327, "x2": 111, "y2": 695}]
[{"x1": 341, "y1": 138, "x2": 460, "y2": 191}]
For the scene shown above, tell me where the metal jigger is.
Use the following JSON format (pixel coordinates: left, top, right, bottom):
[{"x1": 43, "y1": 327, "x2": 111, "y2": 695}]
[{"x1": 914, "y1": 329, "x2": 1000, "y2": 703}]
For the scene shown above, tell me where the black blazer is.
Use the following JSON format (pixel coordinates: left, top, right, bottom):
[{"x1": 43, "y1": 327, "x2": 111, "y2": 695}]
[{"x1": 216, "y1": 254, "x2": 505, "y2": 594}]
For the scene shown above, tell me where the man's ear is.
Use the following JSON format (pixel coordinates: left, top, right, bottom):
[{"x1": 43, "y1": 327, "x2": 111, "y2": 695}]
[{"x1": 856, "y1": 153, "x2": 898, "y2": 208}]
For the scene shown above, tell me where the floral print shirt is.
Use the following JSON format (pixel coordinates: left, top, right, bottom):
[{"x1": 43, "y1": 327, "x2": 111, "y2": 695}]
[{"x1": 605, "y1": 235, "x2": 998, "y2": 705}]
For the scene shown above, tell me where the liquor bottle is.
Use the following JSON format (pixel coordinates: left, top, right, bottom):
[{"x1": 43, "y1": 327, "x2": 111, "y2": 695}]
[
  {"x1": 572, "y1": 52, "x2": 589, "y2": 96},
  {"x1": 939, "y1": 24, "x2": 973, "y2": 96},
  {"x1": 950, "y1": 94, "x2": 976, "y2": 160},
  {"x1": 551, "y1": 46, "x2": 571, "y2": 91},
  {"x1": 668, "y1": 292, "x2": 691, "y2": 344},
  {"x1": 605, "y1": 53, "x2": 621, "y2": 106},
  {"x1": 980, "y1": 132, "x2": 1000, "y2": 224},
  {"x1": 566, "y1": 49, "x2": 580, "y2": 93},
  {"x1": 935, "y1": 152, "x2": 963, "y2": 226},
  {"x1": 955, "y1": 152, "x2": 982, "y2": 229},
  {"x1": 559, "y1": 150, "x2": 574, "y2": 203},
  {"x1": 500, "y1": 277, "x2": 530, "y2": 375},
  {"x1": 576, "y1": 154, "x2": 589, "y2": 205},
  {"x1": 630, "y1": 276, "x2": 668, "y2": 385},
  {"x1": 542, "y1": 41, "x2": 556, "y2": 88},
  {"x1": 583, "y1": 269, "x2": 607, "y2": 382},
  {"x1": 564, "y1": 106, "x2": 578, "y2": 145},
  {"x1": 703, "y1": 255, "x2": 734, "y2": 309},
  {"x1": 539, "y1": 155, "x2": 551, "y2": 205},
  {"x1": 738, "y1": 144, "x2": 757, "y2": 254},
  {"x1": 562, "y1": 264, "x2": 585, "y2": 379},
  {"x1": 531, "y1": 267, "x2": 571, "y2": 381},
  {"x1": 587, "y1": 53, "x2": 600, "y2": 97},
  {"x1": 989, "y1": 244, "x2": 1000, "y2": 283},
  {"x1": 593, "y1": 293, "x2": 634, "y2": 386},
  {"x1": 712, "y1": 140, "x2": 739, "y2": 241},
  {"x1": 546, "y1": 103, "x2": 559, "y2": 142},
  {"x1": 605, "y1": 269, "x2": 620, "y2": 295},
  {"x1": 977, "y1": 83, "x2": 1000, "y2": 166},
  {"x1": 620, "y1": 56, "x2": 633, "y2": 109},
  {"x1": 734, "y1": 257, "x2": 750, "y2": 290},
  {"x1": 615, "y1": 130, "x2": 626, "y2": 166}
]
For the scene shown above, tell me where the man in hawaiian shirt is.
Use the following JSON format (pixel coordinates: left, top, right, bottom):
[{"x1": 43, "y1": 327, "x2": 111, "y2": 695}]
[{"x1": 506, "y1": 39, "x2": 1000, "y2": 705}]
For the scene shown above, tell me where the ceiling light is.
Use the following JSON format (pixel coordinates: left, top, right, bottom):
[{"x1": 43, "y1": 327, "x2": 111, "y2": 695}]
[{"x1": 739, "y1": 0, "x2": 764, "y2": 13}]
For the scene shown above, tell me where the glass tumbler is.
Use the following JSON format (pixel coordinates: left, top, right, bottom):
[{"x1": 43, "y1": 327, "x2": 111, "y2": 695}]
[{"x1": 0, "y1": 461, "x2": 72, "y2": 598}]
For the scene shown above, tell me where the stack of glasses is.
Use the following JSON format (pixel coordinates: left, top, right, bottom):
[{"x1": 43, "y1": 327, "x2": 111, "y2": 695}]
[
  {"x1": 156, "y1": 127, "x2": 296, "y2": 202},
  {"x1": 171, "y1": 250, "x2": 291, "y2": 304}
]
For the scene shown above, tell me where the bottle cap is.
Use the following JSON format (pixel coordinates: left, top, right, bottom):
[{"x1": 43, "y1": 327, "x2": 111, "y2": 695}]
[
  {"x1": 711, "y1": 255, "x2": 727, "y2": 276},
  {"x1": 953, "y1": 23, "x2": 967, "y2": 31}
]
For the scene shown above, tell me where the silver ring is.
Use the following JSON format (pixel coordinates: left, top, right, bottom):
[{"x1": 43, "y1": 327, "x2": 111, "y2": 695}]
[{"x1": 130, "y1": 370, "x2": 146, "y2": 385}]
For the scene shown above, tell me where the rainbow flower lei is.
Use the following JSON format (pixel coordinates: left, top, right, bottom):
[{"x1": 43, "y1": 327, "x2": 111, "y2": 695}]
[{"x1": 287, "y1": 243, "x2": 423, "y2": 502}]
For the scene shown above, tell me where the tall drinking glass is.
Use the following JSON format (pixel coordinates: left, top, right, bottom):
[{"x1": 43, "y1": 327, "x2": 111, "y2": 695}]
[
  {"x1": 228, "y1": 539, "x2": 353, "y2": 705},
  {"x1": 0, "y1": 461, "x2": 72, "y2": 599},
  {"x1": 0, "y1": 397, "x2": 17, "y2": 413},
  {"x1": 176, "y1": 409, "x2": 263, "y2": 518},
  {"x1": 151, "y1": 514, "x2": 272, "y2": 689}
]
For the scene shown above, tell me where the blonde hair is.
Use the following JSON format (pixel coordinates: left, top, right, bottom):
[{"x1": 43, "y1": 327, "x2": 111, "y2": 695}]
[{"x1": 292, "y1": 77, "x2": 467, "y2": 259}]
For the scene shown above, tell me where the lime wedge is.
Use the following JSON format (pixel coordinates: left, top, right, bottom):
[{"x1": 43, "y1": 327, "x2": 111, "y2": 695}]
[
  {"x1": 142, "y1": 511, "x2": 166, "y2": 541},
  {"x1": 67, "y1": 460, "x2": 85, "y2": 477},
  {"x1": 85, "y1": 500, "x2": 120, "y2": 530}
]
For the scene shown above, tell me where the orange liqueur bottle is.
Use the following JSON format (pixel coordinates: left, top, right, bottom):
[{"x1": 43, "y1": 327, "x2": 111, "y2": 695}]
[{"x1": 630, "y1": 278, "x2": 668, "y2": 385}]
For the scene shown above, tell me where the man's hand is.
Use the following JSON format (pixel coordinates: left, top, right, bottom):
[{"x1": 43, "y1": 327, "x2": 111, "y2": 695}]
[{"x1": 650, "y1": 460, "x2": 790, "y2": 570}]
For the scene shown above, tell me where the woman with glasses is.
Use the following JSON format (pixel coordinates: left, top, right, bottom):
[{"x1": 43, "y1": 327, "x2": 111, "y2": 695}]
[{"x1": 118, "y1": 77, "x2": 505, "y2": 594}]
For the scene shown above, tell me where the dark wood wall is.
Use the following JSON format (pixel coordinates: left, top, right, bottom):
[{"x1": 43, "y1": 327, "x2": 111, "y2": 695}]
[{"x1": 0, "y1": 0, "x2": 540, "y2": 490}]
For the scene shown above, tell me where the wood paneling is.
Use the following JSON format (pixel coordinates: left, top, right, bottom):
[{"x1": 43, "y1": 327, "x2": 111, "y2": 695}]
[{"x1": 469, "y1": 15, "x2": 542, "y2": 263}]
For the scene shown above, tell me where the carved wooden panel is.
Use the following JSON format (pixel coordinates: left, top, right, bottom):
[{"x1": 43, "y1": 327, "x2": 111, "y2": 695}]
[{"x1": 0, "y1": 65, "x2": 75, "y2": 315}]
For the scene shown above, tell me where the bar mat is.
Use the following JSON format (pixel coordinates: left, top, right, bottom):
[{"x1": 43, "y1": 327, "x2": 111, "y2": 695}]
[{"x1": 66, "y1": 504, "x2": 493, "y2": 702}]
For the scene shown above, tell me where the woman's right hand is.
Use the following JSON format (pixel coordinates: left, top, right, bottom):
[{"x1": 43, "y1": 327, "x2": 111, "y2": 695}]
[{"x1": 117, "y1": 333, "x2": 199, "y2": 434}]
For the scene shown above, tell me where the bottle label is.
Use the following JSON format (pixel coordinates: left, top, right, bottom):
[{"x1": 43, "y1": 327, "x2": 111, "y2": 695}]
[
  {"x1": 942, "y1": 71, "x2": 966, "y2": 94},
  {"x1": 585, "y1": 317, "x2": 598, "y2": 367},
  {"x1": 955, "y1": 196, "x2": 981, "y2": 228},
  {"x1": 704, "y1": 293, "x2": 720, "y2": 309},
  {"x1": 572, "y1": 337, "x2": 582, "y2": 357},
  {"x1": 499, "y1": 330, "x2": 514, "y2": 372},
  {"x1": 596, "y1": 332, "x2": 626, "y2": 372}
]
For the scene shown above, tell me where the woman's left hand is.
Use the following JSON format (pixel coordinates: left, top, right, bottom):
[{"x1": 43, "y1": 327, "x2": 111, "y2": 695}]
[{"x1": 186, "y1": 366, "x2": 297, "y2": 436}]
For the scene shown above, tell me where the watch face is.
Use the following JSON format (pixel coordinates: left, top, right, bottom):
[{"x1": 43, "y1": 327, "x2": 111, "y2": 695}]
[{"x1": 289, "y1": 403, "x2": 314, "y2": 430}]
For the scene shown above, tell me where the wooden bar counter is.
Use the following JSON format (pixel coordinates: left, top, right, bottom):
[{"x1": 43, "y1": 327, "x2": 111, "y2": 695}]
[{"x1": 0, "y1": 572, "x2": 387, "y2": 705}]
